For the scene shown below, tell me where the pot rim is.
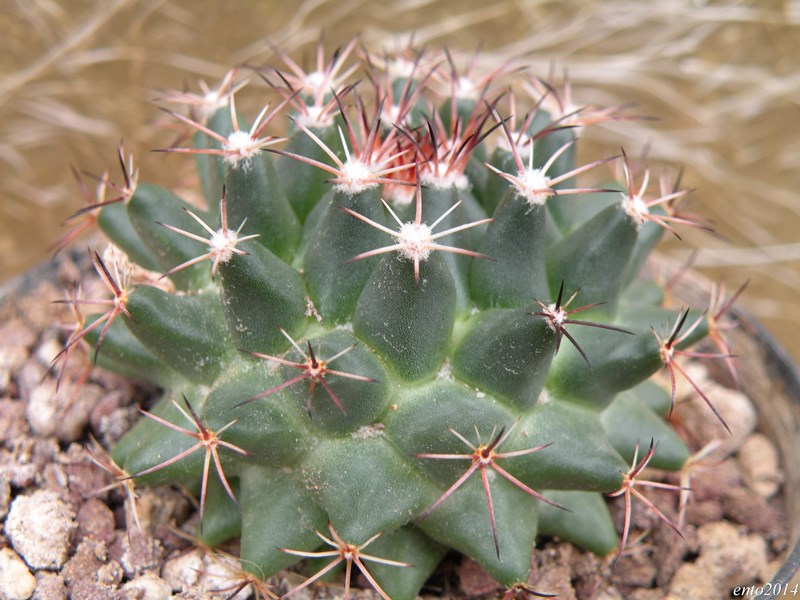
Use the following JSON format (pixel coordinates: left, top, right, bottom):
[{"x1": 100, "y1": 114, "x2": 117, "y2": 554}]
[{"x1": 735, "y1": 308, "x2": 800, "y2": 599}]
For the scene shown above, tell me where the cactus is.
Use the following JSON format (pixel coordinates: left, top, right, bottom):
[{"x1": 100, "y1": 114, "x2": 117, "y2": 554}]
[{"x1": 54, "y1": 41, "x2": 739, "y2": 598}]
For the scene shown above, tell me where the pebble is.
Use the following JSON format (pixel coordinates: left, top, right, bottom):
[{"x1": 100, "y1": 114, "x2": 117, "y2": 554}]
[
  {"x1": 0, "y1": 399, "x2": 30, "y2": 446},
  {"x1": 0, "y1": 547, "x2": 36, "y2": 600},
  {"x1": 89, "y1": 391, "x2": 126, "y2": 441},
  {"x1": 0, "y1": 448, "x2": 37, "y2": 488},
  {"x1": 23, "y1": 377, "x2": 99, "y2": 443},
  {"x1": 56, "y1": 382, "x2": 103, "y2": 443},
  {"x1": 723, "y1": 487, "x2": 782, "y2": 537},
  {"x1": 699, "y1": 520, "x2": 768, "y2": 584},
  {"x1": 5, "y1": 490, "x2": 76, "y2": 569},
  {"x1": 76, "y1": 498, "x2": 117, "y2": 546},
  {"x1": 535, "y1": 564, "x2": 578, "y2": 600},
  {"x1": 613, "y1": 552, "x2": 657, "y2": 590},
  {"x1": 0, "y1": 320, "x2": 36, "y2": 393},
  {"x1": 198, "y1": 553, "x2": 254, "y2": 600},
  {"x1": 97, "y1": 560, "x2": 124, "y2": 587},
  {"x1": 109, "y1": 530, "x2": 163, "y2": 577},
  {"x1": 667, "y1": 563, "x2": 719, "y2": 600},
  {"x1": 122, "y1": 572, "x2": 173, "y2": 600},
  {"x1": 62, "y1": 539, "x2": 105, "y2": 587},
  {"x1": 32, "y1": 573, "x2": 67, "y2": 600},
  {"x1": 33, "y1": 336, "x2": 62, "y2": 370},
  {"x1": 532, "y1": 544, "x2": 579, "y2": 600},
  {"x1": 95, "y1": 406, "x2": 138, "y2": 446},
  {"x1": 596, "y1": 587, "x2": 625, "y2": 600},
  {"x1": 667, "y1": 521, "x2": 767, "y2": 599},
  {"x1": 24, "y1": 379, "x2": 59, "y2": 438},
  {"x1": 689, "y1": 458, "x2": 741, "y2": 503},
  {"x1": 738, "y1": 433, "x2": 782, "y2": 498},
  {"x1": 14, "y1": 363, "x2": 45, "y2": 403},
  {"x1": 161, "y1": 548, "x2": 204, "y2": 592},
  {"x1": 679, "y1": 384, "x2": 756, "y2": 454}
]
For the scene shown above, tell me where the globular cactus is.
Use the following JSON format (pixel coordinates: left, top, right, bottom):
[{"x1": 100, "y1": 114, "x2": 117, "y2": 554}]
[{"x1": 55, "y1": 40, "x2": 740, "y2": 599}]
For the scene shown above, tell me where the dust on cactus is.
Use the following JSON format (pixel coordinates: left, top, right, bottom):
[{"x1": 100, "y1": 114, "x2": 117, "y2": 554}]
[{"x1": 52, "y1": 38, "x2": 742, "y2": 599}]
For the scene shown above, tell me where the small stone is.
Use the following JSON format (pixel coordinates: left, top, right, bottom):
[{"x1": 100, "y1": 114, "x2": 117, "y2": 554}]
[
  {"x1": 685, "y1": 499, "x2": 724, "y2": 527},
  {"x1": 69, "y1": 580, "x2": 124, "y2": 600},
  {"x1": 667, "y1": 563, "x2": 719, "y2": 600},
  {"x1": 738, "y1": 433, "x2": 782, "y2": 498},
  {"x1": 136, "y1": 488, "x2": 191, "y2": 537},
  {"x1": 532, "y1": 544, "x2": 578, "y2": 600},
  {"x1": 0, "y1": 319, "x2": 36, "y2": 393},
  {"x1": 24, "y1": 379, "x2": 59, "y2": 437},
  {"x1": 32, "y1": 573, "x2": 67, "y2": 600},
  {"x1": 1, "y1": 318, "x2": 38, "y2": 350},
  {"x1": 697, "y1": 521, "x2": 767, "y2": 588},
  {"x1": 34, "y1": 336, "x2": 63, "y2": 370},
  {"x1": 89, "y1": 392, "x2": 123, "y2": 437},
  {"x1": 15, "y1": 362, "x2": 46, "y2": 401},
  {"x1": 596, "y1": 587, "x2": 625, "y2": 600},
  {"x1": 97, "y1": 561, "x2": 124, "y2": 586},
  {"x1": 723, "y1": 487, "x2": 782, "y2": 537},
  {"x1": 666, "y1": 520, "x2": 770, "y2": 599},
  {"x1": 41, "y1": 463, "x2": 70, "y2": 497},
  {"x1": 76, "y1": 498, "x2": 117, "y2": 546},
  {"x1": 96, "y1": 406, "x2": 138, "y2": 447},
  {"x1": 62, "y1": 539, "x2": 104, "y2": 587},
  {"x1": 198, "y1": 554, "x2": 253, "y2": 600},
  {"x1": 6, "y1": 490, "x2": 76, "y2": 569},
  {"x1": 64, "y1": 456, "x2": 111, "y2": 502},
  {"x1": 0, "y1": 548, "x2": 36, "y2": 600},
  {"x1": 161, "y1": 549, "x2": 204, "y2": 592},
  {"x1": 24, "y1": 376, "x2": 100, "y2": 443},
  {"x1": 56, "y1": 382, "x2": 103, "y2": 443},
  {"x1": 109, "y1": 530, "x2": 163, "y2": 577},
  {"x1": 0, "y1": 448, "x2": 38, "y2": 488},
  {"x1": 30, "y1": 437, "x2": 59, "y2": 471},
  {"x1": 534, "y1": 564, "x2": 577, "y2": 600},
  {"x1": 571, "y1": 551, "x2": 608, "y2": 599},
  {"x1": 652, "y1": 519, "x2": 691, "y2": 588},
  {"x1": 680, "y1": 385, "x2": 755, "y2": 454},
  {"x1": 612, "y1": 552, "x2": 657, "y2": 591},
  {"x1": 61, "y1": 539, "x2": 126, "y2": 599},
  {"x1": 0, "y1": 399, "x2": 30, "y2": 445},
  {"x1": 122, "y1": 573, "x2": 173, "y2": 600},
  {"x1": 688, "y1": 458, "x2": 741, "y2": 503}
]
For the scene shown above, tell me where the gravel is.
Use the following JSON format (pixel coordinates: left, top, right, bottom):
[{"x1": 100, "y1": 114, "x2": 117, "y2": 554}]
[
  {"x1": 0, "y1": 547, "x2": 36, "y2": 600},
  {"x1": 5, "y1": 490, "x2": 75, "y2": 570}
]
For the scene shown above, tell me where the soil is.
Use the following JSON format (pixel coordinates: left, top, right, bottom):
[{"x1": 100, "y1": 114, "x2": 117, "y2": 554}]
[{"x1": 0, "y1": 252, "x2": 790, "y2": 600}]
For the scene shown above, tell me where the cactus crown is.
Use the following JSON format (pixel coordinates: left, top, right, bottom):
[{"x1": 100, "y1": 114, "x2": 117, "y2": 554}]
[{"x1": 55, "y1": 39, "x2": 738, "y2": 598}]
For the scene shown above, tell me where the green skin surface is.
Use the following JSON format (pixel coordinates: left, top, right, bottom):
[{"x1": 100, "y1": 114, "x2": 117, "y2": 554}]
[{"x1": 83, "y1": 96, "x2": 710, "y2": 597}]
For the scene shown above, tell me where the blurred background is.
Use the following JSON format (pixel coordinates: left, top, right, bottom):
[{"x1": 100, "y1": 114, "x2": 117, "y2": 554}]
[{"x1": 2, "y1": 0, "x2": 799, "y2": 362}]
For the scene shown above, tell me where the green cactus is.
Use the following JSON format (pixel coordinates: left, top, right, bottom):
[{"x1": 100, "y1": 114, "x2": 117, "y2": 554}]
[{"x1": 55, "y1": 41, "x2": 739, "y2": 598}]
